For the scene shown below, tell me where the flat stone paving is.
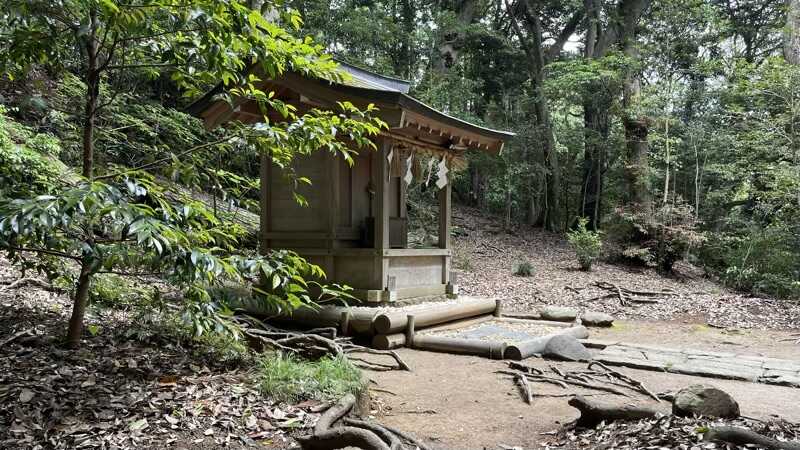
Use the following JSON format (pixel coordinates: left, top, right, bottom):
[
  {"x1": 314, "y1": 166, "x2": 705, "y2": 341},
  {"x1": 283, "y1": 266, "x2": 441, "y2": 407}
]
[
  {"x1": 422, "y1": 321, "x2": 564, "y2": 344},
  {"x1": 594, "y1": 342, "x2": 800, "y2": 388}
]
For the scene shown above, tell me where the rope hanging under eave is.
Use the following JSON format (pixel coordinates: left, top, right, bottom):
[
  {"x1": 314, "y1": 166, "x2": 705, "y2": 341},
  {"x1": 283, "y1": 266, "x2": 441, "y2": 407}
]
[{"x1": 385, "y1": 138, "x2": 468, "y2": 172}]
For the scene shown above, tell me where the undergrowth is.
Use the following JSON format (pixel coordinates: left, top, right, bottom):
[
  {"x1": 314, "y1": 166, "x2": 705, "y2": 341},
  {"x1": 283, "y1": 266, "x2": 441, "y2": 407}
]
[
  {"x1": 512, "y1": 260, "x2": 534, "y2": 276},
  {"x1": 257, "y1": 353, "x2": 364, "y2": 403}
]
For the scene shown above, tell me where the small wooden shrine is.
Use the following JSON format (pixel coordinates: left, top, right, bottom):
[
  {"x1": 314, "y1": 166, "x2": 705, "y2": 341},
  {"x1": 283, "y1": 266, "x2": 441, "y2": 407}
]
[{"x1": 189, "y1": 62, "x2": 514, "y2": 302}]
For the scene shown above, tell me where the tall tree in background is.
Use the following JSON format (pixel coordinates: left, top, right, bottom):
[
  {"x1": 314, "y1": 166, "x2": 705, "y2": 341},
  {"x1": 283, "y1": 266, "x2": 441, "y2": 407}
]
[
  {"x1": 621, "y1": 3, "x2": 651, "y2": 211},
  {"x1": 505, "y1": 0, "x2": 583, "y2": 231},
  {"x1": 579, "y1": 0, "x2": 651, "y2": 229},
  {"x1": 434, "y1": 0, "x2": 478, "y2": 73},
  {"x1": 713, "y1": 0, "x2": 785, "y2": 63},
  {"x1": 788, "y1": 0, "x2": 800, "y2": 64}
]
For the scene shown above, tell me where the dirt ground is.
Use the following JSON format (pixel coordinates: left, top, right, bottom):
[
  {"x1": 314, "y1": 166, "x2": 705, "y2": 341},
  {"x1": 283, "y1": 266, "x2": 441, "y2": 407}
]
[
  {"x1": 590, "y1": 320, "x2": 800, "y2": 360},
  {"x1": 369, "y1": 321, "x2": 800, "y2": 450}
]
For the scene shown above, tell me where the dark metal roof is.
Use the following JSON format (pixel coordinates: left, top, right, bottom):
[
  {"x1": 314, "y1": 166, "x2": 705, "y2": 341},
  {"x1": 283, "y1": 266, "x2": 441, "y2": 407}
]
[
  {"x1": 186, "y1": 62, "x2": 515, "y2": 142},
  {"x1": 337, "y1": 61, "x2": 411, "y2": 93}
]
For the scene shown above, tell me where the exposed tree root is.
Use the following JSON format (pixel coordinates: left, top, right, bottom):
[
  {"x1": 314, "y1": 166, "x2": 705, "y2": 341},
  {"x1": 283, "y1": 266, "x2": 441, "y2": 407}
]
[
  {"x1": 342, "y1": 345, "x2": 412, "y2": 372},
  {"x1": 502, "y1": 361, "x2": 667, "y2": 404},
  {"x1": 508, "y1": 361, "x2": 544, "y2": 375},
  {"x1": 0, "y1": 277, "x2": 59, "y2": 292},
  {"x1": 704, "y1": 426, "x2": 800, "y2": 450},
  {"x1": 297, "y1": 393, "x2": 429, "y2": 450},
  {"x1": 587, "y1": 361, "x2": 661, "y2": 401},
  {"x1": 585, "y1": 281, "x2": 679, "y2": 306},
  {"x1": 568, "y1": 395, "x2": 660, "y2": 428},
  {"x1": 239, "y1": 317, "x2": 411, "y2": 371},
  {"x1": 512, "y1": 371, "x2": 533, "y2": 404},
  {"x1": 298, "y1": 426, "x2": 392, "y2": 450},
  {"x1": 1, "y1": 327, "x2": 35, "y2": 346},
  {"x1": 343, "y1": 418, "x2": 402, "y2": 449}
]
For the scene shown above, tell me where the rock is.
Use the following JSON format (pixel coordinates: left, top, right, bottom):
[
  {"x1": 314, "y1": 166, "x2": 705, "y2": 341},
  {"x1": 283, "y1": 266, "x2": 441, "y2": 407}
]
[
  {"x1": 672, "y1": 384, "x2": 740, "y2": 418},
  {"x1": 539, "y1": 306, "x2": 578, "y2": 322},
  {"x1": 543, "y1": 334, "x2": 592, "y2": 362},
  {"x1": 581, "y1": 311, "x2": 614, "y2": 327}
]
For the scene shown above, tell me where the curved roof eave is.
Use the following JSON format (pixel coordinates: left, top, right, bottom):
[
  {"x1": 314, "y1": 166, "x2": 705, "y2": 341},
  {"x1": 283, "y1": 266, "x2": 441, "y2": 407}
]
[
  {"x1": 308, "y1": 79, "x2": 516, "y2": 141},
  {"x1": 186, "y1": 70, "x2": 517, "y2": 143}
]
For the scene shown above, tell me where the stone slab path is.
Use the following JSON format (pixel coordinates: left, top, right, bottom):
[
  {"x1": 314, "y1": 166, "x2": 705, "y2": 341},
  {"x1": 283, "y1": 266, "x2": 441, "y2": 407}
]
[{"x1": 593, "y1": 342, "x2": 800, "y2": 388}]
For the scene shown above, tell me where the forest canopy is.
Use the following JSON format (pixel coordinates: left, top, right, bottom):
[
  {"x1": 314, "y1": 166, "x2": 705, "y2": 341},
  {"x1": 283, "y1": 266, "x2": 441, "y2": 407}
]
[{"x1": 291, "y1": 0, "x2": 800, "y2": 299}]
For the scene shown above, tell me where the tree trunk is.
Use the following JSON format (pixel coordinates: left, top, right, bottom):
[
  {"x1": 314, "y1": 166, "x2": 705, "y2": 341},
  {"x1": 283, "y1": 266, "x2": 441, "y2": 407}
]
[
  {"x1": 504, "y1": 186, "x2": 512, "y2": 229},
  {"x1": 579, "y1": 0, "x2": 652, "y2": 229},
  {"x1": 662, "y1": 118, "x2": 670, "y2": 204},
  {"x1": 434, "y1": 0, "x2": 476, "y2": 72},
  {"x1": 527, "y1": 11, "x2": 561, "y2": 231},
  {"x1": 82, "y1": 9, "x2": 99, "y2": 180},
  {"x1": 568, "y1": 396, "x2": 659, "y2": 428},
  {"x1": 580, "y1": 97, "x2": 609, "y2": 230},
  {"x1": 66, "y1": 263, "x2": 93, "y2": 348},
  {"x1": 785, "y1": 0, "x2": 800, "y2": 65},
  {"x1": 395, "y1": 0, "x2": 415, "y2": 78},
  {"x1": 622, "y1": 47, "x2": 650, "y2": 211}
]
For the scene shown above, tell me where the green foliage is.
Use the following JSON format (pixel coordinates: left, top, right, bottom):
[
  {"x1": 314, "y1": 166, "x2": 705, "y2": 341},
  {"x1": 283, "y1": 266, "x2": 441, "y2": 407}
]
[
  {"x1": 89, "y1": 273, "x2": 156, "y2": 308},
  {"x1": 512, "y1": 260, "x2": 534, "y2": 277},
  {"x1": 0, "y1": 177, "x2": 350, "y2": 339},
  {"x1": 612, "y1": 203, "x2": 705, "y2": 272},
  {"x1": 122, "y1": 301, "x2": 253, "y2": 366},
  {"x1": 257, "y1": 353, "x2": 364, "y2": 403},
  {"x1": 567, "y1": 218, "x2": 603, "y2": 271},
  {"x1": 0, "y1": 108, "x2": 64, "y2": 198},
  {"x1": 1, "y1": 0, "x2": 340, "y2": 96},
  {"x1": 701, "y1": 226, "x2": 800, "y2": 299}
]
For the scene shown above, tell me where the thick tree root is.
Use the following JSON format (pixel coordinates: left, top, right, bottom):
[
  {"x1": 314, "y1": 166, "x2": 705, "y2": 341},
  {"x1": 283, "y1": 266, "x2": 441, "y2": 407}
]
[
  {"x1": 568, "y1": 395, "x2": 660, "y2": 428},
  {"x1": 585, "y1": 281, "x2": 678, "y2": 306},
  {"x1": 587, "y1": 361, "x2": 660, "y2": 401},
  {"x1": 240, "y1": 317, "x2": 411, "y2": 371},
  {"x1": 704, "y1": 426, "x2": 800, "y2": 450},
  {"x1": 298, "y1": 393, "x2": 429, "y2": 450},
  {"x1": 298, "y1": 426, "x2": 392, "y2": 450}
]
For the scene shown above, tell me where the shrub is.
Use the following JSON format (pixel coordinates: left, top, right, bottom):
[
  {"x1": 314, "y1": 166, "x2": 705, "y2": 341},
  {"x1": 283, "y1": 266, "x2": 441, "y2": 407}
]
[
  {"x1": 513, "y1": 260, "x2": 534, "y2": 277},
  {"x1": 0, "y1": 108, "x2": 63, "y2": 198},
  {"x1": 89, "y1": 273, "x2": 156, "y2": 308},
  {"x1": 258, "y1": 353, "x2": 364, "y2": 403},
  {"x1": 610, "y1": 202, "x2": 705, "y2": 272},
  {"x1": 567, "y1": 218, "x2": 603, "y2": 271},
  {"x1": 701, "y1": 226, "x2": 800, "y2": 299}
]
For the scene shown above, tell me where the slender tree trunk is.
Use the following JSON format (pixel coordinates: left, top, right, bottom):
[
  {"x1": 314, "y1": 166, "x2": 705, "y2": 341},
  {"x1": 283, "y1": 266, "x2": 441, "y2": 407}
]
[
  {"x1": 622, "y1": 48, "x2": 650, "y2": 211},
  {"x1": 83, "y1": 9, "x2": 99, "y2": 180},
  {"x1": 528, "y1": 13, "x2": 561, "y2": 231},
  {"x1": 434, "y1": 0, "x2": 476, "y2": 72},
  {"x1": 395, "y1": 0, "x2": 415, "y2": 78},
  {"x1": 578, "y1": 0, "x2": 651, "y2": 229},
  {"x1": 785, "y1": 0, "x2": 800, "y2": 65},
  {"x1": 662, "y1": 118, "x2": 670, "y2": 204},
  {"x1": 580, "y1": 97, "x2": 609, "y2": 230},
  {"x1": 67, "y1": 262, "x2": 93, "y2": 348},
  {"x1": 71, "y1": 9, "x2": 99, "y2": 348}
]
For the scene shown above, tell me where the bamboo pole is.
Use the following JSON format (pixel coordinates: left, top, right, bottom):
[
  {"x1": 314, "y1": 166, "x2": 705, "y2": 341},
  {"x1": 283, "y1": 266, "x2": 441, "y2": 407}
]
[
  {"x1": 503, "y1": 326, "x2": 589, "y2": 360},
  {"x1": 372, "y1": 297, "x2": 496, "y2": 334}
]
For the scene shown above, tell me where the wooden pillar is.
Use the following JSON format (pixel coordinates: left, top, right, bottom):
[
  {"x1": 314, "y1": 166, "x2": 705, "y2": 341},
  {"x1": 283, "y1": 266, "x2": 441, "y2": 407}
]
[
  {"x1": 438, "y1": 182, "x2": 451, "y2": 249},
  {"x1": 439, "y1": 181, "x2": 453, "y2": 290},
  {"x1": 371, "y1": 138, "x2": 391, "y2": 296},
  {"x1": 374, "y1": 139, "x2": 391, "y2": 250}
]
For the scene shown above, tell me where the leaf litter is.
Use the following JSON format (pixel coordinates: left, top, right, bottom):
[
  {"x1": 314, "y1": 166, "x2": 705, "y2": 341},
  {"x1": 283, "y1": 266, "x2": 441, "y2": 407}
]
[
  {"x1": 452, "y1": 206, "x2": 800, "y2": 330},
  {"x1": 0, "y1": 257, "x2": 323, "y2": 449}
]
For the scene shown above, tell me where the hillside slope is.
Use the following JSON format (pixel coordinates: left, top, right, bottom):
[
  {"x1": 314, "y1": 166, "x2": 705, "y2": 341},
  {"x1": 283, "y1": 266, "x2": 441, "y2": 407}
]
[{"x1": 451, "y1": 206, "x2": 800, "y2": 330}]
